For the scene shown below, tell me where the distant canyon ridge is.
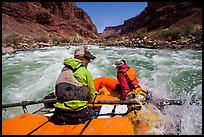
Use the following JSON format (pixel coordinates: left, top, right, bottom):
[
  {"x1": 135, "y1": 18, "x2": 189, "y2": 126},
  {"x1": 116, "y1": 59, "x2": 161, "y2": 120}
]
[{"x1": 2, "y1": 2, "x2": 202, "y2": 54}]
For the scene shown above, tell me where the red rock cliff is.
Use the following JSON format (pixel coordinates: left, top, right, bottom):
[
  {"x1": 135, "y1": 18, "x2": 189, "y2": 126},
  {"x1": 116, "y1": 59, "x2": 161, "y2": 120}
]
[
  {"x1": 102, "y1": 2, "x2": 202, "y2": 38},
  {"x1": 2, "y1": 2, "x2": 99, "y2": 42}
]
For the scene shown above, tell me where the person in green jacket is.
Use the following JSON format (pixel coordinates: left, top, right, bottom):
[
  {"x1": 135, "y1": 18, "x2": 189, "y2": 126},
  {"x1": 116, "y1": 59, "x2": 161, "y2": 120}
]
[{"x1": 50, "y1": 46, "x2": 96, "y2": 125}]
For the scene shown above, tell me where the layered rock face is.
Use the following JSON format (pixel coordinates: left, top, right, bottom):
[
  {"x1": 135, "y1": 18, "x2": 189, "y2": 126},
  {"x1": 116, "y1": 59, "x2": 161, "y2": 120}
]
[
  {"x1": 102, "y1": 2, "x2": 202, "y2": 38},
  {"x1": 100, "y1": 25, "x2": 123, "y2": 39},
  {"x1": 2, "y1": 2, "x2": 202, "y2": 52},
  {"x1": 2, "y1": 2, "x2": 99, "y2": 41}
]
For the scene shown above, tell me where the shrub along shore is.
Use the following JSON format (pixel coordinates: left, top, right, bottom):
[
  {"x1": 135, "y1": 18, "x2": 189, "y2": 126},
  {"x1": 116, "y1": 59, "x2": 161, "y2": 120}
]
[
  {"x1": 2, "y1": 26, "x2": 202, "y2": 54},
  {"x1": 2, "y1": 38, "x2": 202, "y2": 55}
]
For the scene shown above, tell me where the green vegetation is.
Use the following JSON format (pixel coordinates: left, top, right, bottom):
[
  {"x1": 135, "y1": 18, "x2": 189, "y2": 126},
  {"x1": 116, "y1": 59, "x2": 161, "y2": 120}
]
[
  {"x1": 129, "y1": 27, "x2": 147, "y2": 39},
  {"x1": 180, "y1": 25, "x2": 194, "y2": 36},
  {"x1": 155, "y1": 25, "x2": 195, "y2": 41},
  {"x1": 3, "y1": 34, "x2": 23, "y2": 46},
  {"x1": 52, "y1": 37, "x2": 85, "y2": 43},
  {"x1": 72, "y1": 38, "x2": 84, "y2": 43},
  {"x1": 34, "y1": 37, "x2": 49, "y2": 43},
  {"x1": 2, "y1": 24, "x2": 201, "y2": 50},
  {"x1": 160, "y1": 29, "x2": 181, "y2": 40},
  {"x1": 52, "y1": 37, "x2": 71, "y2": 43},
  {"x1": 24, "y1": 37, "x2": 85, "y2": 44}
]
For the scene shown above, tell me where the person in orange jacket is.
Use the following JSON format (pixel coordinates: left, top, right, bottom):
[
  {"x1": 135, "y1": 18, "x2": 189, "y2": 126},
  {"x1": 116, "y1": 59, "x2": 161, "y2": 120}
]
[{"x1": 113, "y1": 59, "x2": 140, "y2": 100}]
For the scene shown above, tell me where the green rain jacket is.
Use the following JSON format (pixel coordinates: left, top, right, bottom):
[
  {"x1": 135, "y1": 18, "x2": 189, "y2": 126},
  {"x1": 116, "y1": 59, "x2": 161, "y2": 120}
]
[{"x1": 54, "y1": 58, "x2": 96, "y2": 111}]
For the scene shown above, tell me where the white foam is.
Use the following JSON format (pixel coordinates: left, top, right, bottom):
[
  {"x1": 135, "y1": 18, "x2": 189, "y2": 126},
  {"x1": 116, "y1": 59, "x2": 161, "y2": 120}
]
[{"x1": 2, "y1": 45, "x2": 202, "y2": 134}]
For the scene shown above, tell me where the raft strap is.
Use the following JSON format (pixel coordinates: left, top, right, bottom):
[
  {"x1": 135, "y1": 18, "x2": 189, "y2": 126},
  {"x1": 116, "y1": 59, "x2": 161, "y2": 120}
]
[
  {"x1": 79, "y1": 116, "x2": 94, "y2": 135},
  {"x1": 27, "y1": 120, "x2": 50, "y2": 135}
]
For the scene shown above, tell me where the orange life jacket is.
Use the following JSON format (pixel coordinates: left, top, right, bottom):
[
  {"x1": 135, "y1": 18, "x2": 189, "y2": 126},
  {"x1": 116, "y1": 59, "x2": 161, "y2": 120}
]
[{"x1": 124, "y1": 67, "x2": 140, "y2": 89}]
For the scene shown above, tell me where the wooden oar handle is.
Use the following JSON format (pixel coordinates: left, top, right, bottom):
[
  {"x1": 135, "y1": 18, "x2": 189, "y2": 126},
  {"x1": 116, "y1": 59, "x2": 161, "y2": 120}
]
[{"x1": 2, "y1": 98, "x2": 57, "y2": 108}]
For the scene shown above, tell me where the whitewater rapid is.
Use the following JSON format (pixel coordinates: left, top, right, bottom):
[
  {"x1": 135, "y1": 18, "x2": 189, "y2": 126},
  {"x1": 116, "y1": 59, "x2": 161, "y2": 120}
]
[{"x1": 2, "y1": 45, "x2": 202, "y2": 135}]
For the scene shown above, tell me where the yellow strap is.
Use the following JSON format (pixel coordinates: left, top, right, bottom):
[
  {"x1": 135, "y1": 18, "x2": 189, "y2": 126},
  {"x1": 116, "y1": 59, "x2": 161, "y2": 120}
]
[{"x1": 98, "y1": 87, "x2": 110, "y2": 95}]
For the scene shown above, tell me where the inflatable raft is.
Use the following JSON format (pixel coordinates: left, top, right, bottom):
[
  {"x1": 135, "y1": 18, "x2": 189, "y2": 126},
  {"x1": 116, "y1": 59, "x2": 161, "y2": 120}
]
[{"x1": 2, "y1": 76, "x2": 167, "y2": 135}]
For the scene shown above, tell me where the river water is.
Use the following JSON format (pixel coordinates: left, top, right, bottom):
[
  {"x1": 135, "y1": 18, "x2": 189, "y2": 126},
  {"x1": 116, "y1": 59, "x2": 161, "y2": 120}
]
[{"x1": 2, "y1": 45, "x2": 202, "y2": 135}]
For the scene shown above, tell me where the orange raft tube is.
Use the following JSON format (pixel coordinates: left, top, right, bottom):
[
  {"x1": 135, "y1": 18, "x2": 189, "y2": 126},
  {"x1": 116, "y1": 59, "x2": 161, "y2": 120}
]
[
  {"x1": 94, "y1": 76, "x2": 119, "y2": 92},
  {"x1": 2, "y1": 76, "x2": 134, "y2": 135}
]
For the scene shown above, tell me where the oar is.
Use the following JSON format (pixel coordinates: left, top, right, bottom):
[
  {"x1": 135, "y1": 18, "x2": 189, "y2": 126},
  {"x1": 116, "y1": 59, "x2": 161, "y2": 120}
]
[
  {"x1": 2, "y1": 98, "x2": 57, "y2": 108},
  {"x1": 153, "y1": 99, "x2": 183, "y2": 106},
  {"x1": 149, "y1": 99, "x2": 183, "y2": 109},
  {"x1": 149, "y1": 98, "x2": 201, "y2": 110},
  {"x1": 2, "y1": 97, "x2": 199, "y2": 109},
  {"x1": 133, "y1": 90, "x2": 200, "y2": 108},
  {"x1": 2, "y1": 98, "x2": 141, "y2": 109}
]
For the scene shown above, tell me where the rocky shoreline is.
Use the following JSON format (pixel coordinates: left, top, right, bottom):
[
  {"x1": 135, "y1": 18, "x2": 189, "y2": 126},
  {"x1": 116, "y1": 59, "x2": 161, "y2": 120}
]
[
  {"x1": 103, "y1": 31, "x2": 202, "y2": 50},
  {"x1": 2, "y1": 31, "x2": 202, "y2": 54},
  {"x1": 104, "y1": 40, "x2": 202, "y2": 50},
  {"x1": 2, "y1": 39, "x2": 202, "y2": 55}
]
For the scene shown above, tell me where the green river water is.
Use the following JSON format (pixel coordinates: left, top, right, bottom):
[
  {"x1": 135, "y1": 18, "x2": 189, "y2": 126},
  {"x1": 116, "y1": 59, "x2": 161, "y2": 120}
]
[{"x1": 2, "y1": 45, "x2": 202, "y2": 135}]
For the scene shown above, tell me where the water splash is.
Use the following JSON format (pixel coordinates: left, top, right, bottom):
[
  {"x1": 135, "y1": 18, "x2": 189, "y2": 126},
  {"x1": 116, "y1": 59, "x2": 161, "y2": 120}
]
[{"x1": 2, "y1": 45, "x2": 202, "y2": 135}]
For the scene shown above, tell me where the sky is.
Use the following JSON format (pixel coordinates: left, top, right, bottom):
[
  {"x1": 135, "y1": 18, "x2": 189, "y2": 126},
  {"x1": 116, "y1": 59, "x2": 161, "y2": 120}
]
[{"x1": 76, "y1": 2, "x2": 147, "y2": 33}]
